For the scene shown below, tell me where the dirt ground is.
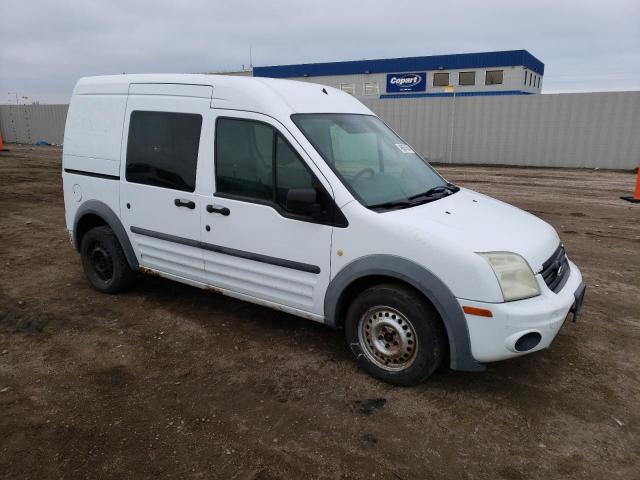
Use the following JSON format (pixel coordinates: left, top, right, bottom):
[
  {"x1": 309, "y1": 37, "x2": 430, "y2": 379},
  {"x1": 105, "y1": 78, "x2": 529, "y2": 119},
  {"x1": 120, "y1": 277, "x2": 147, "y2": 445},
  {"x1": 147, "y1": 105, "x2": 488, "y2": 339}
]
[{"x1": 1, "y1": 144, "x2": 639, "y2": 480}]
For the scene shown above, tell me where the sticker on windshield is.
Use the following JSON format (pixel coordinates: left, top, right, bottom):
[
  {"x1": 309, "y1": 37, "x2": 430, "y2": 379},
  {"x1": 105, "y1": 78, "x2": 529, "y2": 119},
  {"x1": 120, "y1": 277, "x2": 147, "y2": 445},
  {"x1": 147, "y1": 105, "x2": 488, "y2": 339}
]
[{"x1": 395, "y1": 143, "x2": 414, "y2": 154}]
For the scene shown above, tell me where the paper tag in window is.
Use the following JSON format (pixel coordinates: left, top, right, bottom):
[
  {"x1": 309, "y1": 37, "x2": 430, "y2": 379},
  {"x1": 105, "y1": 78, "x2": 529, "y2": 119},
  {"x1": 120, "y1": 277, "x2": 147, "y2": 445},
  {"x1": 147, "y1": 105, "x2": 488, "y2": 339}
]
[{"x1": 395, "y1": 143, "x2": 414, "y2": 154}]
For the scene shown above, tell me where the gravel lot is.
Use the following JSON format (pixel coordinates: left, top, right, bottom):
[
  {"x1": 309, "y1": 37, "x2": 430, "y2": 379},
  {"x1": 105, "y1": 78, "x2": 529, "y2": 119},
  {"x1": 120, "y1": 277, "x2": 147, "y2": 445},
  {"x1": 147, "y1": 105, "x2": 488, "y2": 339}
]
[{"x1": 1, "y1": 144, "x2": 639, "y2": 479}]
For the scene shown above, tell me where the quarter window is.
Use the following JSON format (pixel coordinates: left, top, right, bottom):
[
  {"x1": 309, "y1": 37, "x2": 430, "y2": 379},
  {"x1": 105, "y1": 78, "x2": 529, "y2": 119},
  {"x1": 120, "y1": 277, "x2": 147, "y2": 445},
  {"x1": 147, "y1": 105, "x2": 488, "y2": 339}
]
[
  {"x1": 433, "y1": 72, "x2": 450, "y2": 87},
  {"x1": 458, "y1": 71, "x2": 476, "y2": 86},
  {"x1": 485, "y1": 70, "x2": 504, "y2": 85},
  {"x1": 126, "y1": 111, "x2": 202, "y2": 192}
]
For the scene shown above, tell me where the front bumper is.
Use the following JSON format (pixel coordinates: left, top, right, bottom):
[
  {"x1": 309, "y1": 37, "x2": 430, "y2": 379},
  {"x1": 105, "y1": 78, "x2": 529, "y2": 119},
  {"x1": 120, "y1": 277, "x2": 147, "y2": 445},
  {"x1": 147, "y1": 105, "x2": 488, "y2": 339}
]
[{"x1": 459, "y1": 259, "x2": 584, "y2": 363}]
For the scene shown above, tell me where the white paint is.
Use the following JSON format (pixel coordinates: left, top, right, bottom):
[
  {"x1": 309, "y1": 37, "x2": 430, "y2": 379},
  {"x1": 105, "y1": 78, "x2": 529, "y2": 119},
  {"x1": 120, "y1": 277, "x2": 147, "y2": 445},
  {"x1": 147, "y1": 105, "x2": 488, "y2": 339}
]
[
  {"x1": 62, "y1": 73, "x2": 583, "y2": 368},
  {"x1": 462, "y1": 260, "x2": 583, "y2": 362},
  {"x1": 63, "y1": 94, "x2": 127, "y2": 163},
  {"x1": 72, "y1": 184, "x2": 82, "y2": 202}
]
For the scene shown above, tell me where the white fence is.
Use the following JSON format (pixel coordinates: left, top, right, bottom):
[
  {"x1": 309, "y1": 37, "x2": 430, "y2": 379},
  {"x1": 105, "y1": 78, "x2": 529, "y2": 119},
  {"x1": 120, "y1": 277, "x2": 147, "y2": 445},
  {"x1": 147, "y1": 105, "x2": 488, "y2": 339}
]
[
  {"x1": 1, "y1": 91, "x2": 639, "y2": 169},
  {"x1": 362, "y1": 91, "x2": 640, "y2": 170},
  {"x1": 0, "y1": 104, "x2": 68, "y2": 145}
]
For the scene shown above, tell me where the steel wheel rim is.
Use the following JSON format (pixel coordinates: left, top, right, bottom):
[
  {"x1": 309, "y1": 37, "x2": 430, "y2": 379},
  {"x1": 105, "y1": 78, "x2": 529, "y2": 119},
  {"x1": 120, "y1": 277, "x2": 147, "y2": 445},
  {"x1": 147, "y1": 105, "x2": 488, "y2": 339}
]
[
  {"x1": 358, "y1": 306, "x2": 418, "y2": 371},
  {"x1": 90, "y1": 241, "x2": 114, "y2": 281}
]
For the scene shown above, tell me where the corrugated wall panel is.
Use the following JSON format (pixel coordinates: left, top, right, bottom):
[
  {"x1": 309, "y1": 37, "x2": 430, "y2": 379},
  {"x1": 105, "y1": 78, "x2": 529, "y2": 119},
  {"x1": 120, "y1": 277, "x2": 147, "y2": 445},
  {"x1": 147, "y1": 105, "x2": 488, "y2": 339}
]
[
  {"x1": 364, "y1": 91, "x2": 640, "y2": 169},
  {"x1": 1, "y1": 93, "x2": 638, "y2": 169},
  {"x1": 0, "y1": 104, "x2": 68, "y2": 145}
]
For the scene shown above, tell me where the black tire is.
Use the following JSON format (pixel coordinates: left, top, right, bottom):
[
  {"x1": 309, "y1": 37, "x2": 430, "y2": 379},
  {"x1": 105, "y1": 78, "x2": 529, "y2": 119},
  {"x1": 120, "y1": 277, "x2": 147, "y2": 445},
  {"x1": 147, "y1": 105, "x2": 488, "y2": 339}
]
[
  {"x1": 80, "y1": 226, "x2": 135, "y2": 294},
  {"x1": 345, "y1": 283, "x2": 447, "y2": 386}
]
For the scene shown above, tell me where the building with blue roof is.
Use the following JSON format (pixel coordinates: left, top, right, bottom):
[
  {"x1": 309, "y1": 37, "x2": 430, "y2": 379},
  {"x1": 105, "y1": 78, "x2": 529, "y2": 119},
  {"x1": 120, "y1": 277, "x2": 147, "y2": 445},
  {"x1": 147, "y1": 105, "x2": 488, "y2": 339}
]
[{"x1": 252, "y1": 50, "x2": 544, "y2": 99}]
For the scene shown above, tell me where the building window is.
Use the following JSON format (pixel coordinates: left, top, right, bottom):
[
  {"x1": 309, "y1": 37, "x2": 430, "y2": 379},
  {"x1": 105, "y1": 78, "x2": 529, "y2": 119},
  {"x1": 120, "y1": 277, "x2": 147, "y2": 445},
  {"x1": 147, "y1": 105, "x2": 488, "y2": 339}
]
[
  {"x1": 458, "y1": 71, "x2": 475, "y2": 86},
  {"x1": 339, "y1": 83, "x2": 355, "y2": 95},
  {"x1": 433, "y1": 72, "x2": 449, "y2": 87},
  {"x1": 537, "y1": 76, "x2": 541, "y2": 88},
  {"x1": 524, "y1": 71, "x2": 528, "y2": 85},
  {"x1": 126, "y1": 111, "x2": 202, "y2": 192},
  {"x1": 363, "y1": 82, "x2": 379, "y2": 96},
  {"x1": 529, "y1": 74, "x2": 533, "y2": 87},
  {"x1": 485, "y1": 70, "x2": 504, "y2": 85}
]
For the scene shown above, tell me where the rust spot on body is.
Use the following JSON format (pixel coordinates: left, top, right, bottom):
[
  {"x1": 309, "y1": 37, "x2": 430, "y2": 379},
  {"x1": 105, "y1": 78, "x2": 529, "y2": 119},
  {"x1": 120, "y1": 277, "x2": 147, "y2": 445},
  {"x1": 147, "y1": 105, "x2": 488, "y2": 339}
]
[
  {"x1": 139, "y1": 266, "x2": 162, "y2": 278},
  {"x1": 205, "y1": 286, "x2": 225, "y2": 296}
]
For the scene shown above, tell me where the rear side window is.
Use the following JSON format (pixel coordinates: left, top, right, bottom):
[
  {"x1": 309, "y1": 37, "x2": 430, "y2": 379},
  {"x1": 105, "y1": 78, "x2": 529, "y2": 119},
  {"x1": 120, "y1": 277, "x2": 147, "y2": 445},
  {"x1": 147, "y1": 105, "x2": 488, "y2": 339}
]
[{"x1": 126, "y1": 111, "x2": 202, "y2": 192}]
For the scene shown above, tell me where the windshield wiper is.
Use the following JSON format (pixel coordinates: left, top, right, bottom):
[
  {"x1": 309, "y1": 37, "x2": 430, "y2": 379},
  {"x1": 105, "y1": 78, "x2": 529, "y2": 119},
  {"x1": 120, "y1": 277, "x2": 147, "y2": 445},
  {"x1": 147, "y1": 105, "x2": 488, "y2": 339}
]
[
  {"x1": 369, "y1": 183, "x2": 460, "y2": 211},
  {"x1": 368, "y1": 199, "x2": 414, "y2": 211},
  {"x1": 408, "y1": 183, "x2": 460, "y2": 201}
]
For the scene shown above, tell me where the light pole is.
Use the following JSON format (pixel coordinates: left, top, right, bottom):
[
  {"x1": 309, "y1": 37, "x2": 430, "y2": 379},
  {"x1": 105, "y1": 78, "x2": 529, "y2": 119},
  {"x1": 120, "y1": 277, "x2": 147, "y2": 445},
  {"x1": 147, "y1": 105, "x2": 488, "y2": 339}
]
[
  {"x1": 446, "y1": 85, "x2": 456, "y2": 163},
  {"x1": 6, "y1": 92, "x2": 19, "y2": 142}
]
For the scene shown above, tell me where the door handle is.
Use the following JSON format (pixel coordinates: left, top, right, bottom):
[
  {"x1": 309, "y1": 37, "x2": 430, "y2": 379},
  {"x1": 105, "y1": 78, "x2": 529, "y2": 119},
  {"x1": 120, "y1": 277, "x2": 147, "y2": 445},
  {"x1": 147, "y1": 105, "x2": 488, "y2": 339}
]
[
  {"x1": 174, "y1": 198, "x2": 195, "y2": 209},
  {"x1": 206, "y1": 204, "x2": 230, "y2": 216}
]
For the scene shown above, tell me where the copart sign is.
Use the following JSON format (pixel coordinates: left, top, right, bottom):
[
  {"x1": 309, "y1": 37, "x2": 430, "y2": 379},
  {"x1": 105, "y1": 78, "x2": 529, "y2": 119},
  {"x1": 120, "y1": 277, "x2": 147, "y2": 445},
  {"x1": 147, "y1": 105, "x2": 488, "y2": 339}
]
[{"x1": 386, "y1": 72, "x2": 426, "y2": 93}]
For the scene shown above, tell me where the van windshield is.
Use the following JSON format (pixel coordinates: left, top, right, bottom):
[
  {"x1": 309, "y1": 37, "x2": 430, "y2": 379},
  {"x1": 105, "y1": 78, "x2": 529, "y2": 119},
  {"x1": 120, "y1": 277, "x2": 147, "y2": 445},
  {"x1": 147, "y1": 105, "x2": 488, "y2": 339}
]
[{"x1": 292, "y1": 114, "x2": 457, "y2": 210}]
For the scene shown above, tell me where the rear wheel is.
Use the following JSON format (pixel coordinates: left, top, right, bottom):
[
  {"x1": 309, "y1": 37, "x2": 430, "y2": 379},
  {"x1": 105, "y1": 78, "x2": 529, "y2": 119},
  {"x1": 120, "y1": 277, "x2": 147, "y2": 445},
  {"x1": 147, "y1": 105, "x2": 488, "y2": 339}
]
[
  {"x1": 345, "y1": 283, "x2": 447, "y2": 386},
  {"x1": 80, "y1": 226, "x2": 135, "y2": 293}
]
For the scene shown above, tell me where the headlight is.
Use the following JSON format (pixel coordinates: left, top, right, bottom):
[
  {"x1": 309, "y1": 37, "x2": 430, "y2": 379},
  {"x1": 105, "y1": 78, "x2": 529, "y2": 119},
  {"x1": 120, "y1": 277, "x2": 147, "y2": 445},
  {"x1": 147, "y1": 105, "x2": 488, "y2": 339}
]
[{"x1": 478, "y1": 252, "x2": 540, "y2": 301}]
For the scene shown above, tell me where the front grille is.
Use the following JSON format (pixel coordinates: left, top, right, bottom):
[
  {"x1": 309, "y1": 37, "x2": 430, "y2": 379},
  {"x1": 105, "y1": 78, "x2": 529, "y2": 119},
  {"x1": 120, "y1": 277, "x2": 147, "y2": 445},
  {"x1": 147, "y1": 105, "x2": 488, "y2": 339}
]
[{"x1": 540, "y1": 244, "x2": 570, "y2": 293}]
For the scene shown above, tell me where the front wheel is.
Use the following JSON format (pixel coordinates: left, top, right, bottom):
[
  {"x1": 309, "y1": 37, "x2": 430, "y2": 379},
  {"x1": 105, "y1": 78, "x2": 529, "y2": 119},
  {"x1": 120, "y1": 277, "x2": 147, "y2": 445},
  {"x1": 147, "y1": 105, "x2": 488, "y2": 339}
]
[{"x1": 345, "y1": 283, "x2": 447, "y2": 386}]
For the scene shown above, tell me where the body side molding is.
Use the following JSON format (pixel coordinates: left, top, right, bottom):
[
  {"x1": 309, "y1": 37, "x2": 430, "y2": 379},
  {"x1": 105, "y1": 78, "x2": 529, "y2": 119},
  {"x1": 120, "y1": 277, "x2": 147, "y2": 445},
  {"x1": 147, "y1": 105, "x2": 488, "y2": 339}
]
[
  {"x1": 130, "y1": 226, "x2": 321, "y2": 274},
  {"x1": 73, "y1": 200, "x2": 139, "y2": 270},
  {"x1": 324, "y1": 254, "x2": 484, "y2": 372},
  {"x1": 64, "y1": 168, "x2": 120, "y2": 181}
]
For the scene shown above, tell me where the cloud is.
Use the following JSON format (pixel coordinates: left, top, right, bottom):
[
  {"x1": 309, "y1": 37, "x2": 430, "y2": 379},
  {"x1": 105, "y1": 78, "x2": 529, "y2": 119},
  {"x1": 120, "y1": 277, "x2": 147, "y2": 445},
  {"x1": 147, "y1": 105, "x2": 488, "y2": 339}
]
[{"x1": 0, "y1": 0, "x2": 638, "y2": 102}]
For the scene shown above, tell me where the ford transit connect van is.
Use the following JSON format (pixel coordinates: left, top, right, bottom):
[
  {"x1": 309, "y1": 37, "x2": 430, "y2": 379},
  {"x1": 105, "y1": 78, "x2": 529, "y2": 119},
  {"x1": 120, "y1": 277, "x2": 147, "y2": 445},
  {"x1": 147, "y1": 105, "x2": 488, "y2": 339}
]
[{"x1": 62, "y1": 74, "x2": 586, "y2": 385}]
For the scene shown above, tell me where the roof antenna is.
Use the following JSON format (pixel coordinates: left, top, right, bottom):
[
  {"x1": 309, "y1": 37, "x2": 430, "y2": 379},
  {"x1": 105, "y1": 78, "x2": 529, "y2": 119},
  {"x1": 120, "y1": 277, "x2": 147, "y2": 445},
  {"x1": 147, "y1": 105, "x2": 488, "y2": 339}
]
[{"x1": 322, "y1": 88, "x2": 328, "y2": 95}]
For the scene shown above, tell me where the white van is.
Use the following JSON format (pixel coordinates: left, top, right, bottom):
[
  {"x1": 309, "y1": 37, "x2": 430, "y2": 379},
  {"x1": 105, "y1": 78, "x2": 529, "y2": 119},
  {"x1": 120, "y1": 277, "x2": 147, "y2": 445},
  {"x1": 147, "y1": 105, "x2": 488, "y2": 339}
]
[{"x1": 62, "y1": 74, "x2": 585, "y2": 385}]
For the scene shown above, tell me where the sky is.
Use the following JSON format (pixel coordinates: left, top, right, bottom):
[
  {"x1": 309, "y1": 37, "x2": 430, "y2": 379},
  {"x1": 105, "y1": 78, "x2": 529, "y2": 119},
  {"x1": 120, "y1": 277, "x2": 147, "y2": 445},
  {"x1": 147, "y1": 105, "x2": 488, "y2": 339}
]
[{"x1": 1, "y1": 0, "x2": 639, "y2": 104}]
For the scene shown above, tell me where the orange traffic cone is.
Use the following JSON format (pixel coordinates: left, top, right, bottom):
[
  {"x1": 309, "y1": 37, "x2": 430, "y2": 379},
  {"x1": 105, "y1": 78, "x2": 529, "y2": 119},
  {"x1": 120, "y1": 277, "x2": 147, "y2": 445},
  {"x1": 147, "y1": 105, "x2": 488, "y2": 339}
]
[{"x1": 621, "y1": 166, "x2": 640, "y2": 203}]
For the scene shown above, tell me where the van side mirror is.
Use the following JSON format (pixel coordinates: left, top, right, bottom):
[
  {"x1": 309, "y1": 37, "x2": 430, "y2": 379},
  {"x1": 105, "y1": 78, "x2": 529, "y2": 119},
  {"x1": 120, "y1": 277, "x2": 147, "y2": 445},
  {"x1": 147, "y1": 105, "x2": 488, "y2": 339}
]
[{"x1": 286, "y1": 188, "x2": 322, "y2": 217}]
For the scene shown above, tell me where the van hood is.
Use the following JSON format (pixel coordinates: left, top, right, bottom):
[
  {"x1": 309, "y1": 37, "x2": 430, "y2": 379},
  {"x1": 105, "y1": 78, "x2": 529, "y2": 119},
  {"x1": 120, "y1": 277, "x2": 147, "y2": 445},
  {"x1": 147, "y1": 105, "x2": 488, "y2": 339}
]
[{"x1": 389, "y1": 188, "x2": 560, "y2": 272}]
